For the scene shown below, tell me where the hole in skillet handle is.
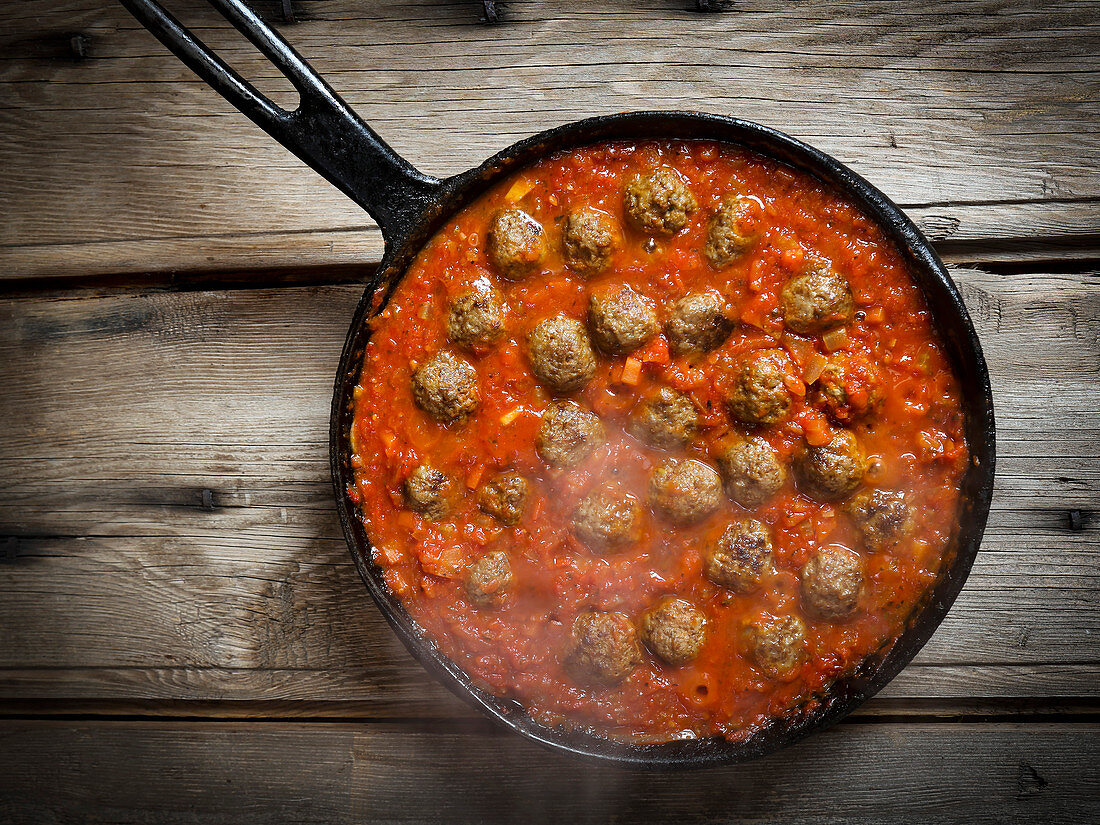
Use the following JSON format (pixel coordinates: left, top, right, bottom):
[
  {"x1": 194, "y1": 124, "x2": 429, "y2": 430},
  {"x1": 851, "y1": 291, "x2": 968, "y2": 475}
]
[{"x1": 329, "y1": 111, "x2": 995, "y2": 768}]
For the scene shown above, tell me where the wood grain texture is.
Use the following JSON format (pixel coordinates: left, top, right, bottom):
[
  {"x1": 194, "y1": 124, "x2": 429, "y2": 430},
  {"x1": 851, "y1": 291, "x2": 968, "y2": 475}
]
[
  {"x1": 2, "y1": 1, "x2": 1097, "y2": 816},
  {"x1": 1, "y1": 719, "x2": 1097, "y2": 824},
  {"x1": 0, "y1": 269, "x2": 1096, "y2": 711},
  {"x1": 1, "y1": 0, "x2": 1098, "y2": 279},
  {"x1": 3, "y1": 200, "x2": 1097, "y2": 283}
]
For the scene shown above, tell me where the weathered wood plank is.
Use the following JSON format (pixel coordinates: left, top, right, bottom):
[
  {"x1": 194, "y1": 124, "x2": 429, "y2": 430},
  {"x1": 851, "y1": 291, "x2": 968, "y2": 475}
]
[
  {"x1": 0, "y1": 268, "x2": 1095, "y2": 711},
  {"x1": 3, "y1": 201, "x2": 1096, "y2": 283},
  {"x1": 1, "y1": 0, "x2": 1097, "y2": 280},
  {"x1": 0, "y1": 518, "x2": 1094, "y2": 691},
  {"x1": 0, "y1": 720, "x2": 1096, "y2": 824}
]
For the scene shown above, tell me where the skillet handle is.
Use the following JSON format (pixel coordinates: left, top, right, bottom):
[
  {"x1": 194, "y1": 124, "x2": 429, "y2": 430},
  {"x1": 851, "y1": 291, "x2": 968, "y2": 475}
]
[{"x1": 119, "y1": 0, "x2": 441, "y2": 243}]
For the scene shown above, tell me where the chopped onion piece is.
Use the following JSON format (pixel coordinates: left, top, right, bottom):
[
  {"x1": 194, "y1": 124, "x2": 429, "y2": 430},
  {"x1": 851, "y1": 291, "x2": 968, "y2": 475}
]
[
  {"x1": 804, "y1": 352, "x2": 829, "y2": 384},
  {"x1": 782, "y1": 333, "x2": 813, "y2": 368},
  {"x1": 505, "y1": 177, "x2": 534, "y2": 202},
  {"x1": 822, "y1": 327, "x2": 849, "y2": 351}
]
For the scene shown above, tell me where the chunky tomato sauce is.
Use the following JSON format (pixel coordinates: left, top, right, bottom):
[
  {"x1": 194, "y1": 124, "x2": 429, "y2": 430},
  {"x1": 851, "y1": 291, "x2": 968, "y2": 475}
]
[{"x1": 349, "y1": 140, "x2": 967, "y2": 742}]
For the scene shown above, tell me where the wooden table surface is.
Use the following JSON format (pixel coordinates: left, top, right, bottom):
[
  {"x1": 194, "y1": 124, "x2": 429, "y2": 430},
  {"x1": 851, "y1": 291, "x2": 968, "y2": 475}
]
[{"x1": 2, "y1": 1, "x2": 1098, "y2": 821}]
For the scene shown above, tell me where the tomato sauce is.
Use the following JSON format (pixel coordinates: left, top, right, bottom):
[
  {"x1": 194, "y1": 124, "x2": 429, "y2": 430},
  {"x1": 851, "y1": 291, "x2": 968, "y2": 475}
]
[{"x1": 349, "y1": 140, "x2": 968, "y2": 742}]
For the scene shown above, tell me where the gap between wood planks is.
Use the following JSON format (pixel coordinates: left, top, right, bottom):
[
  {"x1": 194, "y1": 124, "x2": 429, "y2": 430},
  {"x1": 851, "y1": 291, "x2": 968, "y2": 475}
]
[
  {"x1": 0, "y1": 241, "x2": 1097, "y2": 298},
  {"x1": 0, "y1": 695, "x2": 1098, "y2": 724}
]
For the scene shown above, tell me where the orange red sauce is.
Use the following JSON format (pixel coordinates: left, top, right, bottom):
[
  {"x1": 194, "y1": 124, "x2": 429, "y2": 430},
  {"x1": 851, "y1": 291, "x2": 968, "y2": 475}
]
[{"x1": 349, "y1": 140, "x2": 967, "y2": 742}]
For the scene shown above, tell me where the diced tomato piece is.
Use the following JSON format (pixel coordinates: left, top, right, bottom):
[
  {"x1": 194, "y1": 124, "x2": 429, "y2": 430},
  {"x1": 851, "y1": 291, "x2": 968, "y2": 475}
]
[
  {"x1": 798, "y1": 410, "x2": 833, "y2": 446},
  {"x1": 636, "y1": 335, "x2": 670, "y2": 365},
  {"x1": 781, "y1": 245, "x2": 805, "y2": 271},
  {"x1": 783, "y1": 374, "x2": 807, "y2": 398}
]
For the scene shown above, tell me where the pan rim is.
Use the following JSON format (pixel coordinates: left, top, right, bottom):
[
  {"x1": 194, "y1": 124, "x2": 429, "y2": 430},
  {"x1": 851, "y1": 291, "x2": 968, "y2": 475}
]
[{"x1": 329, "y1": 110, "x2": 996, "y2": 768}]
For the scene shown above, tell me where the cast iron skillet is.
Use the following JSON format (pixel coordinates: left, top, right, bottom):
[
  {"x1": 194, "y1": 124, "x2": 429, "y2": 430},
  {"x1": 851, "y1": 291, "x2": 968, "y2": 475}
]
[{"x1": 122, "y1": 0, "x2": 996, "y2": 768}]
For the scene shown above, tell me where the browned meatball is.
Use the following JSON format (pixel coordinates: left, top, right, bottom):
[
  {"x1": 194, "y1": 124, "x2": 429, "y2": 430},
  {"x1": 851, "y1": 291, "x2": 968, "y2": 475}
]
[
  {"x1": 477, "y1": 470, "x2": 530, "y2": 526},
  {"x1": 743, "y1": 613, "x2": 807, "y2": 678},
  {"x1": 845, "y1": 488, "x2": 913, "y2": 552},
  {"x1": 488, "y1": 207, "x2": 546, "y2": 279},
  {"x1": 726, "y1": 349, "x2": 794, "y2": 426},
  {"x1": 572, "y1": 488, "x2": 641, "y2": 552},
  {"x1": 412, "y1": 351, "x2": 479, "y2": 424},
  {"x1": 812, "y1": 352, "x2": 883, "y2": 422},
  {"x1": 403, "y1": 463, "x2": 457, "y2": 520},
  {"x1": 623, "y1": 168, "x2": 697, "y2": 235},
  {"x1": 639, "y1": 597, "x2": 707, "y2": 667},
  {"x1": 628, "y1": 387, "x2": 700, "y2": 451},
  {"x1": 794, "y1": 428, "x2": 866, "y2": 502},
  {"x1": 704, "y1": 519, "x2": 773, "y2": 593},
  {"x1": 704, "y1": 194, "x2": 763, "y2": 269},
  {"x1": 665, "y1": 290, "x2": 734, "y2": 356},
  {"x1": 562, "y1": 206, "x2": 618, "y2": 275},
  {"x1": 536, "y1": 401, "x2": 605, "y2": 468},
  {"x1": 649, "y1": 458, "x2": 723, "y2": 525},
  {"x1": 568, "y1": 610, "x2": 642, "y2": 685},
  {"x1": 716, "y1": 437, "x2": 787, "y2": 507},
  {"x1": 781, "y1": 265, "x2": 855, "y2": 335},
  {"x1": 587, "y1": 283, "x2": 659, "y2": 354},
  {"x1": 465, "y1": 549, "x2": 513, "y2": 607},
  {"x1": 447, "y1": 283, "x2": 506, "y2": 349},
  {"x1": 800, "y1": 545, "x2": 865, "y2": 620},
  {"x1": 527, "y1": 314, "x2": 597, "y2": 393}
]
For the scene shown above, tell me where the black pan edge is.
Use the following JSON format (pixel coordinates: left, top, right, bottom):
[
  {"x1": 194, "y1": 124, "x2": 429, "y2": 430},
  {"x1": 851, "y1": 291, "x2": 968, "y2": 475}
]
[{"x1": 329, "y1": 111, "x2": 996, "y2": 769}]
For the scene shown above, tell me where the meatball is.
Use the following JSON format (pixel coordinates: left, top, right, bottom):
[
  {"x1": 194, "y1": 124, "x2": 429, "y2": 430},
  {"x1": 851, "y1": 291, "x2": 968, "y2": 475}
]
[
  {"x1": 403, "y1": 463, "x2": 457, "y2": 520},
  {"x1": 572, "y1": 488, "x2": 642, "y2": 552},
  {"x1": 812, "y1": 352, "x2": 883, "y2": 422},
  {"x1": 664, "y1": 290, "x2": 734, "y2": 356},
  {"x1": 536, "y1": 401, "x2": 605, "y2": 468},
  {"x1": 726, "y1": 349, "x2": 794, "y2": 426},
  {"x1": 411, "y1": 350, "x2": 479, "y2": 424},
  {"x1": 477, "y1": 470, "x2": 530, "y2": 526},
  {"x1": 623, "y1": 168, "x2": 697, "y2": 235},
  {"x1": 780, "y1": 265, "x2": 855, "y2": 335},
  {"x1": 628, "y1": 386, "x2": 700, "y2": 451},
  {"x1": 639, "y1": 597, "x2": 707, "y2": 667},
  {"x1": 465, "y1": 550, "x2": 513, "y2": 607},
  {"x1": 568, "y1": 610, "x2": 643, "y2": 685},
  {"x1": 793, "y1": 428, "x2": 866, "y2": 502},
  {"x1": 845, "y1": 488, "x2": 913, "y2": 552},
  {"x1": 743, "y1": 613, "x2": 807, "y2": 678},
  {"x1": 527, "y1": 314, "x2": 597, "y2": 393},
  {"x1": 562, "y1": 207, "x2": 618, "y2": 275},
  {"x1": 716, "y1": 437, "x2": 787, "y2": 507},
  {"x1": 587, "y1": 283, "x2": 659, "y2": 354},
  {"x1": 704, "y1": 519, "x2": 773, "y2": 593},
  {"x1": 704, "y1": 194, "x2": 763, "y2": 269},
  {"x1": 447, "y1": 283, "x2": 506, "y2": 349},
  {"x1": 487, "y1": 207, "x2": 546, "y2": 279},
  {"x1": 800, "y1": 544, "x2": 865, "y2": 621},
  {"x1": 649, "y1": 458, "x2": 723, "y2": 525}
]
